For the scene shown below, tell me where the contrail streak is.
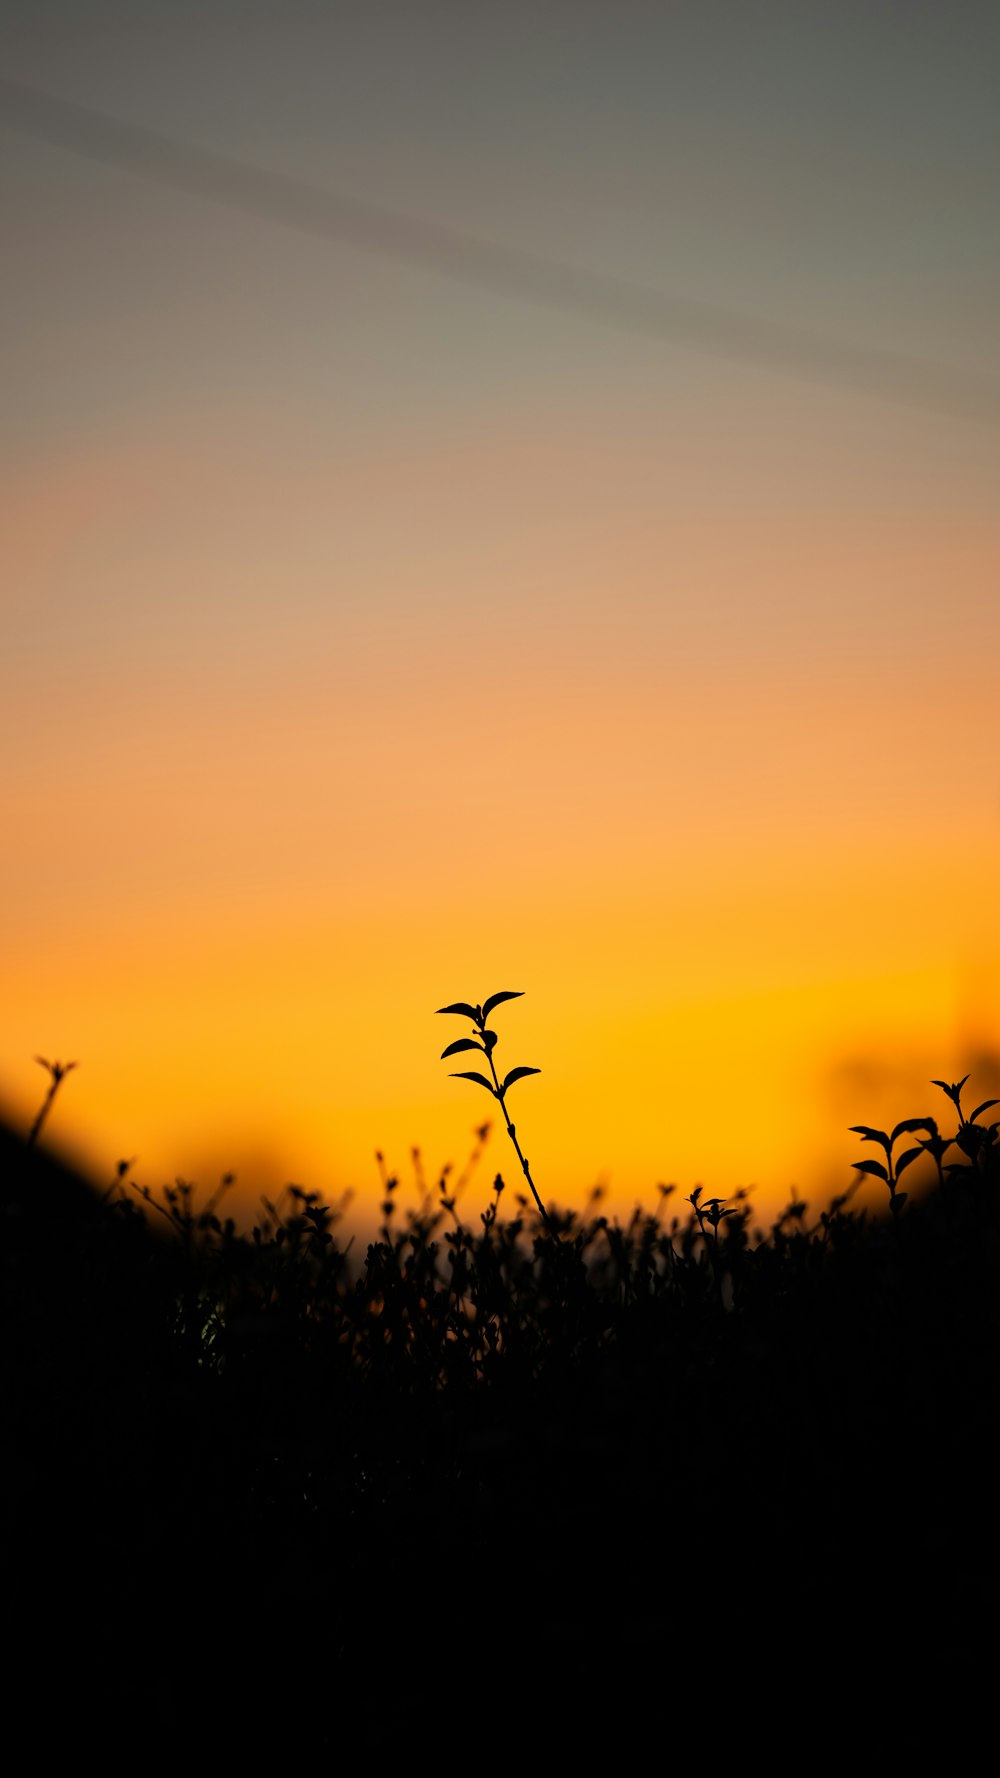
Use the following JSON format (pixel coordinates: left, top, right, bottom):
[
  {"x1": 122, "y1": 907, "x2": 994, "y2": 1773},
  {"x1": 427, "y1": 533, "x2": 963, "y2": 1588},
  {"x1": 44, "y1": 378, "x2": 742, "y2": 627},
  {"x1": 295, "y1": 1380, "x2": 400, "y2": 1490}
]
[{"x1": 2, "y1": 75, "x2": 998, "y2": 428}]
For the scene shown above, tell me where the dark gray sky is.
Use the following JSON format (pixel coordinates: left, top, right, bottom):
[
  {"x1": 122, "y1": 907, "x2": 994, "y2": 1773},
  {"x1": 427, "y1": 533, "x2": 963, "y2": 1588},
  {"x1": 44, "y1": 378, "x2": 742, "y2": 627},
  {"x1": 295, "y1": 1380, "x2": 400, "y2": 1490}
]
[{"x1": 4, "y1": 0, "x2": 1000, "y2": 449}]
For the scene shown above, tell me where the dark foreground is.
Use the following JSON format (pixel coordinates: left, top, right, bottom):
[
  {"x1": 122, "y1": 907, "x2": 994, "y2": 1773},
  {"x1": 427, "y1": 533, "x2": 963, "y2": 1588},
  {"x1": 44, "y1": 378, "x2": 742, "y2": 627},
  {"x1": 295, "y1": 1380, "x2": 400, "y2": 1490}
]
[{"x1": 3, "y1": 1112, "x2": 997, "y2": 1760}]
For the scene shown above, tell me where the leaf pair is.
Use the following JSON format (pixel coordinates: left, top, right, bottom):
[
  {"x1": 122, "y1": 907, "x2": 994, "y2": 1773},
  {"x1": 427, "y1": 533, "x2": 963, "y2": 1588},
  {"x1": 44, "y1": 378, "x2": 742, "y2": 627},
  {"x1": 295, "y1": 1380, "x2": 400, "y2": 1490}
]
[
  {"x1": 849, "y1": 1120, "x2": 929, "y2": 1191},
  {"x1": 436, "y1": 991, "x2": 524, "y2": 1023},
  {"x1": 849, "y1": 1117, "x2": 933, "y2": 1153},
  {"x1": 852, "y1": 1149, "x2": 922, "y2": 1184},
  {"x1": 35, "y1": 1056, "x2": 78, "y2": 1082},
  {"x1": 930, "y1": 1077, "x2": 999, "y2": 1127},
  {"x1": 931, "y1": 1075, "x2": 970, "y2": 1113},
  {"x1": 449, "y1": 1066, "x2": 540, "y2": 1098}
]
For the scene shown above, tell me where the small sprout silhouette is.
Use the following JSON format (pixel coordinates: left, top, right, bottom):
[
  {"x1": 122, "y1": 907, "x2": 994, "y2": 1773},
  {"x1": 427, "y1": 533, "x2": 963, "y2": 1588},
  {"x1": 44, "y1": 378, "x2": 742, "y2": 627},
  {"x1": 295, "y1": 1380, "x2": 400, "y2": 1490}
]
[
  {"x1": 688, "y1": 1188, "x2": 738, "y2": 1241},
  {"x1": 27, "y1": 1056, "x2": 78, "y2": 1148},
  {"x1": 436, "y1": 991, "x2": 552, "y2": 1232},
  {"x1": 930, "y1": 1076, "x2": 970, "y2": 1116},
  {"x1": 849, "y1": 1116, "x2": 933, "y2": 1216}
]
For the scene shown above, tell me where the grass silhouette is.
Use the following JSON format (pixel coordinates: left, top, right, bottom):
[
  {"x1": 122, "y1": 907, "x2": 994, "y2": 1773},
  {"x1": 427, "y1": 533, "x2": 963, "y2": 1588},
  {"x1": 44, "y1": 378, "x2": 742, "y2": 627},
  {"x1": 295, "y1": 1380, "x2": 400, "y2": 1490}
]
[{"x1": 4, "y1": 1037, "x2": 998, "y2": 1759}]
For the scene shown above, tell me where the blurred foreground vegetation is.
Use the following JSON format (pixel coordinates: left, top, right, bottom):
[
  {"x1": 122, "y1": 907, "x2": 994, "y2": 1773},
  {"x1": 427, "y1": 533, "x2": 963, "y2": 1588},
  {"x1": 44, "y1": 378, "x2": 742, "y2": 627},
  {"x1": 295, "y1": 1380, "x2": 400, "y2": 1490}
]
[{"x1": 3, "y1": 1085, "x2": 998, "y2": 1757}]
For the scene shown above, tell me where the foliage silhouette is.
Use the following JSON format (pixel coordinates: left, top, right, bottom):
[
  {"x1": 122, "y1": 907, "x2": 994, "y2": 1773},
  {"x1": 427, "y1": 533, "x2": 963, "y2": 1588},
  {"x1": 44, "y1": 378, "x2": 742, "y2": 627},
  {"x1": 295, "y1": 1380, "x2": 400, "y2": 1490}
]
[
  {"x1": 436, "y1": 990, "x2": 550, "y2": 1232},
  {"x1": 4, "y1": 1055, "x2": 998, "y2": 1759}
]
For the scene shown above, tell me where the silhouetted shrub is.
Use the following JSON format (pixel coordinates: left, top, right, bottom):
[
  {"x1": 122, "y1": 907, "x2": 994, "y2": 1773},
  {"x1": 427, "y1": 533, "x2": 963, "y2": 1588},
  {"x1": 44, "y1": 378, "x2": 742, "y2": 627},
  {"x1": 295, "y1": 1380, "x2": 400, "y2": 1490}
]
[{"x1": 3, "y1": 1065, "x2": 997, "y2": 1759}]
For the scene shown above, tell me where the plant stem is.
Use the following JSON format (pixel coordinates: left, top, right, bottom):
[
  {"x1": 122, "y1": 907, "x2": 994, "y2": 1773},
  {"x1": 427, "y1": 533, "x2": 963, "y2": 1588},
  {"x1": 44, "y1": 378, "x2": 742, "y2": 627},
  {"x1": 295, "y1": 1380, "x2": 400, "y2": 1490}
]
[
  {"x1": 483, "y1": 1044, "x2": 556, "y2": 1237},
  {"x1": 27, "y1": 1079, "x2": 60, "y2": 1147}
]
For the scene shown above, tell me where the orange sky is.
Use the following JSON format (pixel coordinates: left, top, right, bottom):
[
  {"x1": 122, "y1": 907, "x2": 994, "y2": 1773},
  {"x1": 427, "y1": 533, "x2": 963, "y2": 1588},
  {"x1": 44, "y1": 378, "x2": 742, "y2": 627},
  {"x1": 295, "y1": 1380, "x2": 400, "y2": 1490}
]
[
  {"x1": 4, "y1": 407, "x2": 998, "y2": 1231},
  {"x1": 3, "y1": 9, "x2": 999, "y2": 1233}
]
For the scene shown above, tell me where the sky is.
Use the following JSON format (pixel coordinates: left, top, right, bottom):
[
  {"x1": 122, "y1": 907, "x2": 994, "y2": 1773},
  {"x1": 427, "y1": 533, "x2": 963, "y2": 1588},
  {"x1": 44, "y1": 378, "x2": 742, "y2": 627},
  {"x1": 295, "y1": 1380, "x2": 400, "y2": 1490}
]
[{"x1": 3, "y1": 1, "x2": 999, "y2": 1232}]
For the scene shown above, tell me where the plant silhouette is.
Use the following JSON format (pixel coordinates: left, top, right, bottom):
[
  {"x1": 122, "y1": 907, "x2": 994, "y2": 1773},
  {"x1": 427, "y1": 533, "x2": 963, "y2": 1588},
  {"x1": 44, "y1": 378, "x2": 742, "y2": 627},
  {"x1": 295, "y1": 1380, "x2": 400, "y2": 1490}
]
[
  {"x1": 849, "y1": 1113, "x2": 931, "y2": 1215},
  {"x1": 27, "y1": 1055, "x2": 77, "y2": 1147},
  {"x1": 435, "y1": 990, "x2": 554, "y2": 1232},
  {"x1": 932, "y1": 1073, "x2": 1000, "y2": 1182},
  {"x1": 6, "y1": 1051, "x2": 1000, "y2": 1759}
]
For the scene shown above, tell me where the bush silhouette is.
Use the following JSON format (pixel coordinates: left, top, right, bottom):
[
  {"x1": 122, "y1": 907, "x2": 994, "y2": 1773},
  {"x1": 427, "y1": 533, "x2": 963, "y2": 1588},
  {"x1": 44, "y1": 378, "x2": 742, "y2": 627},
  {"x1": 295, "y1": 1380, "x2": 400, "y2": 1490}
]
[{"x1": 3, "y1": 1054, "x2": 998, "y2": 1759}]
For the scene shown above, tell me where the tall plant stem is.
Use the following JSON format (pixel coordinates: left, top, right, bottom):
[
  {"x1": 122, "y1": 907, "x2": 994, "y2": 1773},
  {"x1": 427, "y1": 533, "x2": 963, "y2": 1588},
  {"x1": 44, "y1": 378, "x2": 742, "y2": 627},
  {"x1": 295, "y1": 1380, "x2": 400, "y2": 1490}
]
[
  {"x1": 27, "y1": 1079, "x2": 60, "y2": 1148},
  {"x1": 484, "y1": 1046, "x2": 556, "y2": 1237}
]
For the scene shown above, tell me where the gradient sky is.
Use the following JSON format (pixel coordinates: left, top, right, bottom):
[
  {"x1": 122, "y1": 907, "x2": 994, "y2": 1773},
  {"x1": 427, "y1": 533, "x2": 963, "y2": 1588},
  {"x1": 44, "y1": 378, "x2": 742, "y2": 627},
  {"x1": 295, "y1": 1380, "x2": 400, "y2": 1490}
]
[{"x1": 3, "y1": 1, "x2": 999, "y2": 1231}]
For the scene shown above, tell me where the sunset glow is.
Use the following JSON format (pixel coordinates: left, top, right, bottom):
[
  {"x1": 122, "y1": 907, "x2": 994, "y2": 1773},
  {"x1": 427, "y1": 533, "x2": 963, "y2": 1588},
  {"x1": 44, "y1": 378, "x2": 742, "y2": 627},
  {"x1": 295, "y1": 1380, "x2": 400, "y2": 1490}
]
[{"x1": 3, "y1": 5, "x2": 999, "y2": 1232}]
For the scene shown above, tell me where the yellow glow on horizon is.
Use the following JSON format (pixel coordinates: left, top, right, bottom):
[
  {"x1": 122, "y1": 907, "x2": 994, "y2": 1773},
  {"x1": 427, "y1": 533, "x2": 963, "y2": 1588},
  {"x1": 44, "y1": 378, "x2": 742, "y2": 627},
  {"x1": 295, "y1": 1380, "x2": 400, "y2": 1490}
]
[
  {"x1": 4, "y1": 398, "x2": 998, "y2": 1243},
  {"x1": 5, "y1": 852, "x2": 998, "y2": 1238}
]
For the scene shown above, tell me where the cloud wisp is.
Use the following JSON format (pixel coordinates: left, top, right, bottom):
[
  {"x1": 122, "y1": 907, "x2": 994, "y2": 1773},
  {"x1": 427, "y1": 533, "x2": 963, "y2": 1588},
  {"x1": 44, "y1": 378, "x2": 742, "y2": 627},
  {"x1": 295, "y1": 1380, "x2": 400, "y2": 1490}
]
[{"x1": 3, "y1": 73, "x2": 999, "y2": 429}]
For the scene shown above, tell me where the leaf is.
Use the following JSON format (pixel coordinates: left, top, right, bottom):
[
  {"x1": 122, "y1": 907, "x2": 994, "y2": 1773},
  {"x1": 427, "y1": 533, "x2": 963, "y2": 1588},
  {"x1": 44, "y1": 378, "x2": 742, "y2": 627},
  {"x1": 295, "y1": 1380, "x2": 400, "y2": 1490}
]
[
  {"x1": 970, "y1": 1100, "x2": 1000, "y2": 1123},
  {"x1": 893, "y1": 1146, "x2": 923, "y2": 1178},
  {"x1": 852, "y1": 1159, "x2": 890, "y2": 1182},
  {"x1": 501, "y1": 1067, "x2": 541, "y2": 1094},
  {"x1": 436, "y1": 1002, "x2": 479, "y2": 1019},
  {"x1": 891, "y1": 1117, "x2": 934, "y2": 1141},
  {"x1": 449, "y1": 1071, "x2": 496, "y2": 1094},
  {"x1": 482, "y1": 991, "x2": 524, "y2": 1018},
  {"x1": 932, "y1": 1076, "x2": 969, "y2": 1104},
  {"x1": 440, "y1": 1038, "x2": 484, "y2": 1059},
  {"x1": 849, "y1": 1126, "x2": 891, "y2": 1153}
]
